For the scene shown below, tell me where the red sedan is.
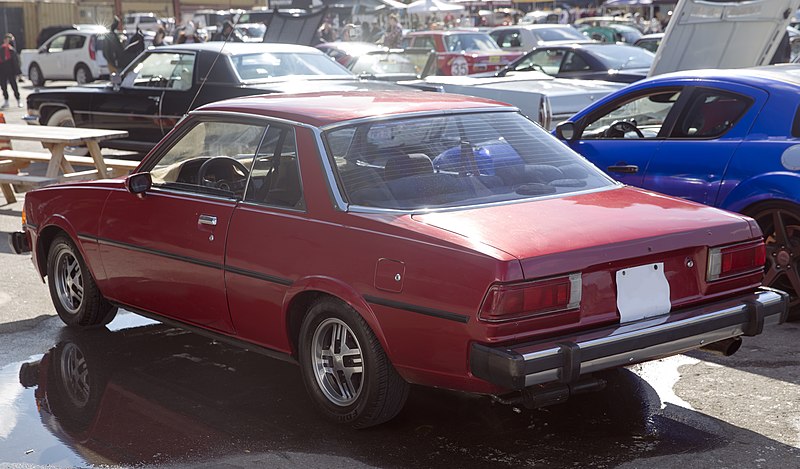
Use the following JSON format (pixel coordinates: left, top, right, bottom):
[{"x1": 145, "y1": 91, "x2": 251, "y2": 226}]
[
  {"x1": 11, "y1": 91, "x2": 787, "y2": 428},
  {"x1": 403, "y1": 30, "x2": 521, "y2": 75}
]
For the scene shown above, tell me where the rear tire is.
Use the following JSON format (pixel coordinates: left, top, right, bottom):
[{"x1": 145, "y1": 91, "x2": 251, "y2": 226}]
[
  {"x1": 298, "y1": 298, "x2": 409, "y2": 428},
  {"x1": 29, "y1": 63, "x2": 44, "y2": 87},
  {"x1": 745, "y1": 201, "x2": 800, "y2": 320},
  {"x1": 46, "y1": 235, "x2": 117, "y2": 327},
  {"x1": 74, "y1": 64, "x2": 93, "y2": 85}
]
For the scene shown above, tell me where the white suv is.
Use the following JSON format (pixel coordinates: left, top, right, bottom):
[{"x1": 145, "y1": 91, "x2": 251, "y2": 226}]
[
  {"x1": 21, "y1": 29, "x2": 109, "y2": 86},
  {"x1": 124, "y1": 13, "x2": 164, "y2": 33}
]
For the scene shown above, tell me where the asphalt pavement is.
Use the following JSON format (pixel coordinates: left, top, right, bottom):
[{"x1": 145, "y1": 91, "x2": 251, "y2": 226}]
[{"x1": 0, "y1": 80, "x2": 798, "y2": 469}]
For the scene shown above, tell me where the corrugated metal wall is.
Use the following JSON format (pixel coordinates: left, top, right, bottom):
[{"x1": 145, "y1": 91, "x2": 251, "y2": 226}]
[{"x1": 18, "y1": 1, "x2": 78, "y2": 50}]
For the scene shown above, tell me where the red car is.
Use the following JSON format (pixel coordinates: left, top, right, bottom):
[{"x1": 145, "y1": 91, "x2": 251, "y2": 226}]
[
  {"x1": 403, "y1": 30, "x2": 522, "y2": 75},
  {"x1": 11, "y1": 91, "x2": 788, "y2": 428}
]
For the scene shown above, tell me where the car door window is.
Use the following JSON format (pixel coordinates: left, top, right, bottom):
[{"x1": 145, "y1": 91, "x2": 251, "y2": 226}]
[
  {"x1": 64, "y1": 35, "x2": 86, "y2": 50},
  {"x1": 149, "y1": 120, "x2": 267, "y2": 199},
  {"x1": 671, "y1": 90, "x2": 751, "y2": 139},
  {"x1": 582, "y1": 89, "x2": 683, "y2": 139},
  {"x1": 122, "y1": 52, "x2": 196, "y2": 90},
  {"x1": 414, "y1": 36, "x2": 436, "y2": 50},
  {"x1": 492, "y1": 30, "x2": 522, "y2": 48},
  {"x1": 560, "y1": 51, "x2": 591, "y2": 72},
  {"x1": 515, "y1": 49, "x2": 565, "y2": 75},
  {"x1": 244, "y1": 125, "x2": 304, "y2": 210},
  {"x1": 47, "y1": 35, "x2": 66, "y2": 53}
]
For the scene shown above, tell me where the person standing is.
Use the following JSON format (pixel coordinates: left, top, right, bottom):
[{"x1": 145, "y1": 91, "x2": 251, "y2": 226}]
[
  {"x1": 0, "y1": 34, "x2": 21, "y2": 108},
  {"x1": 382, "y1": 14, "x2": 402, "y2": 48}
]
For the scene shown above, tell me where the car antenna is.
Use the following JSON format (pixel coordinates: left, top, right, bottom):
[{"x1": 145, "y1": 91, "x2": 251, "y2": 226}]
[{"x1": 185, "y1": 14, "x2": 242, "y2": 116}]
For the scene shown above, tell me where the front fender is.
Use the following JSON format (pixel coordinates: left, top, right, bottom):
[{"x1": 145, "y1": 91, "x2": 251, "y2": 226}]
[{"x1": 718, "y1": 172, "x2": 800, "y2": 213}]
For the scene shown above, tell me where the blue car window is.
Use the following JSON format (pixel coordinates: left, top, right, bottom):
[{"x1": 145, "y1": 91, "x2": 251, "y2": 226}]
[
  {"x1": 583, "y1": 89, "x2": 681, "y2": 139},
  {"x1": 672, "y1": 90, "x2": 751, "y2": 139}
]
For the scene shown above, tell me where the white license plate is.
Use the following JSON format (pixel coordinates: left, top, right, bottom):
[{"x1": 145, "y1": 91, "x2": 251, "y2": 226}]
[{"x1": 616, "y1": 263, "x2": 671, "y2": 323}]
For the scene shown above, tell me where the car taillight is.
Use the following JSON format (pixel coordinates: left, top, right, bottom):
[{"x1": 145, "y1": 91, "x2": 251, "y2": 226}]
[
  {"x1": 89, "y1": 36, "x2": 96, "y2": 61},
  {"x1": 479, "y1": 273, "x2": 581, "y2": 322},
  {"x1": 707, "y1": 240, "x2": 766, "y2": 282}
]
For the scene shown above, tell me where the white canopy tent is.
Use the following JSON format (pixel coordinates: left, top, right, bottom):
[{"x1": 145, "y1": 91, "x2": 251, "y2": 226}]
[{"x1": 406, "y1": 0, "x2": 465, "y2": 14}]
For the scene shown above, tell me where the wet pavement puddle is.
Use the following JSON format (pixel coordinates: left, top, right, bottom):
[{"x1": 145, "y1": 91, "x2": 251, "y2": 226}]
[{"x1": 0, "y1": 312, "x2": 792, "y2": 468}]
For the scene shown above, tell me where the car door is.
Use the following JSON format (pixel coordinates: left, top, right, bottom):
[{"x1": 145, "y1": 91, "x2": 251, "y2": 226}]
[
  {"x1": 91, "y1": 50, "x2": 196, "y2": 144},
  {"x1": 567, "y1": 86, "x2": 687, "y2": 186},
  {"x1": 225, "y1": 124, "x2": 307, "y2": 348},
  {"x1": 642, "y1": 85, "x2": 767, "y2": 204},
  {"x1": 39, "y1": 34, "x2": 67, "y2": 79},
  {"x1": 514, "y1": 47, "x2": 566, "y2": 76},
  {"x1": 98, "y1": 117, "x2": 267, "y2": 332}
]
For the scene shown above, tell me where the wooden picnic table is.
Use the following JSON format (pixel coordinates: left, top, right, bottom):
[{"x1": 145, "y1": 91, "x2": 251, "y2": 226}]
[{"x1": 0, "y1": 124, "x2": 132, "y2": 203}]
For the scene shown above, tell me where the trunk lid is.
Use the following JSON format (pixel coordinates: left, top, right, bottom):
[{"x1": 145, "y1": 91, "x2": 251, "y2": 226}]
[
  {"x1": 651, "y1": 0, "x2": 800, "y2": 76},
  {"x1": 412, "y1": 186, "x2": 760, "y2": 325}
]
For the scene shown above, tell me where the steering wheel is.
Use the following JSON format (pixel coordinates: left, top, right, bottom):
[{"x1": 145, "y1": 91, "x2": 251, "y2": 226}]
[
  {"x1": 605, "y1": 120, "x2": 644, "y2": 139},
  {"x1": 197, "y1": 156, "x2": 249, "y2": 193}
]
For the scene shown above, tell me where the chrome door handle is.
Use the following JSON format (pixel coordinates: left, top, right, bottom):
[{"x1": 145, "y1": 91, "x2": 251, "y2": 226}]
[
  {"x1": 198, "y1": 215, "x2": 217, "y2": 226},
  {"x1": 147, "y1": 95, "x2": 161, "y2": 102}
]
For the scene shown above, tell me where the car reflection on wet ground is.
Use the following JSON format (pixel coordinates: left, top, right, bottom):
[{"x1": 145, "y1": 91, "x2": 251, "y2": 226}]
[{"x1": 0, "y1": 312, "x2": 797, "y2": 469}]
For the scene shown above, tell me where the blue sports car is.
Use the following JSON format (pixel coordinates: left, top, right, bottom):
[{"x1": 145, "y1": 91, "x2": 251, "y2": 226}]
[{"x1": 553, "y1": 65, "x2": 800, "y2": 315}]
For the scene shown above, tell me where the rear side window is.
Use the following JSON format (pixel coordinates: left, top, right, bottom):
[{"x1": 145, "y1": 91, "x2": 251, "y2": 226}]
[
  {"x1": 245, "y1": 126, "x2": 304, "y2": 210},
  {"x1": 65, "y1": 35, "x2": 86, "y2": 50},
  {"x1": 792, "y1": 105, "x2": 800, "y2": 138},
  {"x1": 672, "y1": 90, "x2": 751, "y2": 138}
]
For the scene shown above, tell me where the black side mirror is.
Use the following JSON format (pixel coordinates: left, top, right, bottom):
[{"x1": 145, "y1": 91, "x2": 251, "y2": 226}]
[
  {"x1": 556, "y1": 122, "x2": 577, "y2": 141},
  {"x1": 125, "y1": 172, "x2": 151, "y2": 197}
]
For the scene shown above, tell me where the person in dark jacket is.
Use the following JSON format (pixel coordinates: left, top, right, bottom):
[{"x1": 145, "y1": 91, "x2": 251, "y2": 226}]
[
  {"x1": 102, "y1": 16, "x2": 125, "y2": 74},
  {"x1": 211, "y1": 21, "x2": 243, "y2": 42},
  {"x1": 0, "y1": 34, "x2": 21, "y2": 108}
]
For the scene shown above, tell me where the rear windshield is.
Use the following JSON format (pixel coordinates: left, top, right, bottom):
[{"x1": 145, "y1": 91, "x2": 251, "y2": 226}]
[
  {"x1": 231, "y1": 52, "x2": 352, "y2": 80},
  {"x1": 584, "y1": 44, "x2": 653, "y2": 69},
  {"x1": 535, "y1": 27, "x2": 587, "y2": 42},
  {"x1": 444, "y1": 33, "x2": 501, "y2": 52},
  {"x1": 325, "y1": 111, "x2": 613, "y2": 210}
]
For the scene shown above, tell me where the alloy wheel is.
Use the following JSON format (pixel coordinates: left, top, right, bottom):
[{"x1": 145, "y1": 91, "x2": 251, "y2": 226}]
[
  {"x1": 311, "y1": 317, "x2": 364, "y2": 406},
  {"x1": 753, "y1": 207, "x2": 800, "y2": 311},
  {"x1": 54, "y1": 249, "x2": 84, "y2": 315}
]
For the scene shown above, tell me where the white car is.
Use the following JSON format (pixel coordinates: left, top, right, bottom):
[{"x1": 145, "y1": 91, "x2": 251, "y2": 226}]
[
  {"x1": 21, "y1": 29, "x2": 109, "y2": 86},
  {"x1": 124, "y1": 13, "x2": 164, "y2": 33},
  {"x1": 490, "y1": 24, "x2": 592, "y2": 52}
]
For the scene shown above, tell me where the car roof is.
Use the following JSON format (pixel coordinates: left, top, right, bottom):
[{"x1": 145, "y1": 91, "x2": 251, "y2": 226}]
[
  {"x1": 407, "y1": 30, "x2": 489, "y2": 36},
  {"x1": 197, "y1": 91, "x2": 513, "y2": 128},
  {"x1": 156, "y1": 42, "x2": 323, "y2": 55},
  {"x1": 646, "y1": 64, "x2": 800, "y2": 88}
]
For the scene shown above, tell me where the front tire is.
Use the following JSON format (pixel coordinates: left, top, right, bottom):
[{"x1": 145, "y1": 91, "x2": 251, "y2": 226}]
[
  {"x1": 29, "y1": 63, "x2": 44, "y2": 87},
  {"x1": 298, "y1": 298, "x2": 409, "y2": 428},
  {"x1": 46, "y1": 235, "x2": 117, "y2": 327},
  {"x1": 746, "y1": 202, "x2": 800, "y2": 319}
]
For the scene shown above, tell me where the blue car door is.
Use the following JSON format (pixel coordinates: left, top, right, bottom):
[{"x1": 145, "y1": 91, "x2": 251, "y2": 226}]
[
  {"x1": 641, "y1": 84, "x2": 767, "y2": 205},
  {"x1": 567, "y1": 87, "x2": 687, "y2": 187}
]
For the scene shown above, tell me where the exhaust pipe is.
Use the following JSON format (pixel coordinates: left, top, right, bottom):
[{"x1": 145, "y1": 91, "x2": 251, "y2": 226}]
[{"x1": 700, "y1": 337, "x2": 742, "y2": 357}]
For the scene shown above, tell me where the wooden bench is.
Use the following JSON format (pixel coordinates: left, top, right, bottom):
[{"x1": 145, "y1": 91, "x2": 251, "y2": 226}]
[
  {"x1": 0, "y1": 173, "x2": 58, "y2": 203},
  {"x1": 0, "y1": 151, "x2": 140, "y2": 204},
  {"x1": 0, "y1": 149, "x2": 140, "y2": 176}
]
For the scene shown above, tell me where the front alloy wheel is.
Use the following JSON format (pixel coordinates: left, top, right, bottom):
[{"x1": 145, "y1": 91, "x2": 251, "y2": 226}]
[{"x1": 54, "y1": 248, "x2": 83, "y2": 315}]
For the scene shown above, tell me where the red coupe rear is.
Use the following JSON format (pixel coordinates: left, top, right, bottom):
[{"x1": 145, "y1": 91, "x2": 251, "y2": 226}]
[{"x1": 11, "y1": 91, "x2": 787, "y2": 428}]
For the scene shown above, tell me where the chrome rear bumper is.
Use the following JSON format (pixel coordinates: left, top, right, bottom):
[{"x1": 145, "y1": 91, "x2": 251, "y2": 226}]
[{"x1": 471, "y1": 288, "x2": 788, "y2": 390}]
